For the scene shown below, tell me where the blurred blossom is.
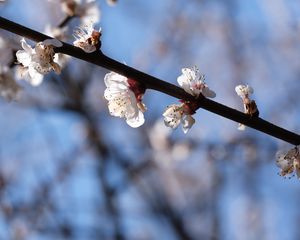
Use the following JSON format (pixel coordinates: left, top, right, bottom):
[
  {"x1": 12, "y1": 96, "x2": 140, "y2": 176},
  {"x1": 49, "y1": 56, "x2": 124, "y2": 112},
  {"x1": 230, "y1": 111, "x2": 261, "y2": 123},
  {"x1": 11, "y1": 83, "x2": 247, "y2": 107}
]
[
  {"x1": 73, "y1": 23, "x2": 101, "y2": 53},
  {"x1": 0, "y1": 66, "x2": 21, "y2": 101},
  {"x1": 276, "y1": 146, "x2": 300, "y2": 178},
  {"x1": 0, "y1": 36, "x2": 14, "y2": 66},
  {"x1": 16, "y1": 38, "x2": 62, "y2": 86},
  {"x1": 11, "y1": 219, "x2": 29, "y2": 240},
  {"x1": 177, "y1": 66, "x2": 216, "y2": 98},
  {"x1": 106, "y1": 0, "x2": 117, "y2": 6},
  {"x1": 171, "y1": 142, "x2": 191, "y2": 161},
  {"x1": 149, "y1": 120, "x2": 171, "y2": 151},
  {"x1": 50, "y1": 0, "x2": 100, "y2": 24},
  {"x1": 104, "y1": 71, "x2": 146, "y2": 128},
  {"x1": 44, "y1": 25, "x2": 68, "y2": 41}
]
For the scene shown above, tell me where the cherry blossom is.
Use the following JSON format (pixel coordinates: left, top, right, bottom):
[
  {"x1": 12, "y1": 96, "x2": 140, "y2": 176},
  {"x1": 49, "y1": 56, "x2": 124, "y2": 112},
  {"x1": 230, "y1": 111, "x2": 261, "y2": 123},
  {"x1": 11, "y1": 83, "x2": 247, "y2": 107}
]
[
  {"x1": 235, "y1": 84, "x2": 259, "y2": 130},
  {"x1": 276, "y1": 146, "x2": 300, "y2": 179},
  {"x1": 16, "y1": 38, "x2": 62, "y2": 86},
  {"x1": 104, "y1": 72, "x2": 146, "y2": 128},
  {"x1": 73, "y1": 23, "x2": 101, "y2": 53},
  {"x1": 177, "y1": 66, "x2": 216, "y2": 98},
  {"x1": 163, "y1": 103, "x2": 196, "y2": 134},
  {"x1": 235, "y1": 84, "x2": 253, "y2": 99}
]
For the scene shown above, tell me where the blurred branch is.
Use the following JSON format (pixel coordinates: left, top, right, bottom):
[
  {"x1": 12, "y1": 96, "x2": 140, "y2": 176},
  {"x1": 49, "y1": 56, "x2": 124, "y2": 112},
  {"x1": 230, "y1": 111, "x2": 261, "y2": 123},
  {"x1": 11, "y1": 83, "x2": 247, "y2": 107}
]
[{"x1": 1, "y1": 17, "x2": 300, "y2": 145}]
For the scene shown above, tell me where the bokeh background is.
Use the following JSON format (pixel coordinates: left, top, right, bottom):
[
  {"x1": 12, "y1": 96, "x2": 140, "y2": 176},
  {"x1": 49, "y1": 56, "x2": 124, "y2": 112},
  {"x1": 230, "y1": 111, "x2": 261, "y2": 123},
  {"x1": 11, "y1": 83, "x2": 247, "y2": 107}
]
[{"x1": 1, "y1": 0, "x2": 300, "y2": 239}]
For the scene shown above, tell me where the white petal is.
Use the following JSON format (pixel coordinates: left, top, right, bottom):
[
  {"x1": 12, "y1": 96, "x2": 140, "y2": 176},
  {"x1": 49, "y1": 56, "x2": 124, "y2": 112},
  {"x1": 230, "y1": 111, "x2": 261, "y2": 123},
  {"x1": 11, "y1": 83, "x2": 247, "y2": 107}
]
[
  {"x1": 163, "y1": 104, "x2": 183, "y2": 129},
  {"x1": 107, "y1": 97, "x2": 128, "y2": 118},
  {"x1": 181, "y1": 114, "x2": 195, "y2": 134},
  {"x1": 16, "y1": 50, "x2": 31, "y2": 67},
  {"x1": 177, "y1": 74, "x2": 194, "y2": 96},
  {"x1": 126, "y1": 110, "x2": 144, "y2": 128},
  {"x1": 235, "y1": 84, "x2": 253, "y2": 98},
  {"x1": 104, "y1": 72, "x2": 128, "y2": 87},
  {"x1": 20, "y1": 38, "x2": 33, "y2": 53},
  {"x1": 28, "y1": 67, "x2": 44, "y2": 86},
  {"x1": 43, "y1": 38, "x2": 63, "y2": 47}
]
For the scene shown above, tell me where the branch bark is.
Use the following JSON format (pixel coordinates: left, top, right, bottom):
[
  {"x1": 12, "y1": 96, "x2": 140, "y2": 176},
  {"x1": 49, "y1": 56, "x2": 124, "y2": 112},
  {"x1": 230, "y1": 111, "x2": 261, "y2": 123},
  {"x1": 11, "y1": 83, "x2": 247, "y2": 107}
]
[{"x1": 0, "y1": 16, "x2": 299, "y2": 145}]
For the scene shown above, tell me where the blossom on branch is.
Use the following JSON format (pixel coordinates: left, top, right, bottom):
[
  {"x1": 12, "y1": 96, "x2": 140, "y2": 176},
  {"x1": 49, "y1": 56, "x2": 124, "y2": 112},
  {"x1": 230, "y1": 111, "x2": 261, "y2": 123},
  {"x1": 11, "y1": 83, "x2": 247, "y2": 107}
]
[
  {"x1": 177, "y1": 66, "x2": 216, "y2": 98},
  {"x1": 276, "y1": 146, "x2": 300, "y2": 179},
  {"x1": 163, "y1": 103, "x2": 195, "y2": 134},
  {"x1": 163, "y1": 66, "x2": 215, "y2": 133},
  {"x1": 73, "y1": 23, "x2": 101, "y2": 53},
  {"x1": 235, "y1": 84, "x2": 259, "y2": 130},
  {"x1": 104, "y1": 72, "x2": 146, "y2": 128},
  {"x1": 16, "y1": 38, "x2": 62, "y2": 86},
  {"x1": 0, "y1": 66, "x2": 21, "y2": 101}
]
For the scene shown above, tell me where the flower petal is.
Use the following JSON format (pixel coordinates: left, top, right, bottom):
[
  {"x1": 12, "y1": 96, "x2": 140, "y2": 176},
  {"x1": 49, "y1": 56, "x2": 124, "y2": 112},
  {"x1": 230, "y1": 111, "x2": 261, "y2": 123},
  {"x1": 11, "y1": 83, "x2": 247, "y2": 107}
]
[
  {"x1": 181, "y1": 114, "x2": 195, "y2": 134},
  {"x1": 43, "y1": 38, "x2": 63, "y2": 47},
  {"x1": 28, "y1": 66, "x2": 44, "y2": 86},
  {"x1": 126, "y1": 110, "x2": 145, "y2": 128},
  {"x1": 16, "y1": 50, "x2": 32, "y2": 67}
]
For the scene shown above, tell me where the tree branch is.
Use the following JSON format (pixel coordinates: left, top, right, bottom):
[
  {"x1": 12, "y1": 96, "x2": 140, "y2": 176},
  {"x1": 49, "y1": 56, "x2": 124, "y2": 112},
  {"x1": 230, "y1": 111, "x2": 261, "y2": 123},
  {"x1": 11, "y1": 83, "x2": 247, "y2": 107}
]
[{"x1": 0, "y1": 16, "x2": 299, "y2": 145}]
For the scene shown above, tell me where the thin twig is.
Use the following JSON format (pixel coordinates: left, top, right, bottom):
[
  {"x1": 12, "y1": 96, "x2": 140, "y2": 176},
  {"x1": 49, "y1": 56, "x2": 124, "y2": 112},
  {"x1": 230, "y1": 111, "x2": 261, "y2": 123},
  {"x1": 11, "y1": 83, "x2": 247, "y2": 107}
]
[{"x1": 0, "y1": 16, "x2": 299, "y2": 145}]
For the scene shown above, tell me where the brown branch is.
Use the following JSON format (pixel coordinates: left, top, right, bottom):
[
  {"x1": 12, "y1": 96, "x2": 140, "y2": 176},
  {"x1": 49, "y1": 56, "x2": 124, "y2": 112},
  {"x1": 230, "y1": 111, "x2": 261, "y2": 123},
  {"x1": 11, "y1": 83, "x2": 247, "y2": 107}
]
[{"x1": 0, "y1": 16, "x2": 300, "y2": 145}]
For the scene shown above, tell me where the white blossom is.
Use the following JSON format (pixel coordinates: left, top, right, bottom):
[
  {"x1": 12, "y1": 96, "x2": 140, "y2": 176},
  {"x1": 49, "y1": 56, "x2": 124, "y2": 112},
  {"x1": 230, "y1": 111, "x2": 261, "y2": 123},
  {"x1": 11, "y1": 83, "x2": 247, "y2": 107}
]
[
  {"x1": 235, "y1": 84, "x2": 253, "y2": 99},
  {"x1": 163, "y1": 103, "x2": 195, "y2": 134},
  {"x1": 0, "y1": 66, "x2": 21, "y2": 101},
  {"x1": 104, "y1": 72, "x2": 146, "y2": 128},
  {"x1": 177, "y1": 66, "x2": 216, "y2": 98},
  {"x1": 73, "y1": 23, "x2": 101, "y2": 53},
  {"x1": 276, "y1": 146, "x2": 300, "y2": 178},
  {"x1": 16, "y1": 38, "x2": 62, "y2": 86},
  {"x1": 235, "y1": 84, "x2": 259, "y2": 131}
]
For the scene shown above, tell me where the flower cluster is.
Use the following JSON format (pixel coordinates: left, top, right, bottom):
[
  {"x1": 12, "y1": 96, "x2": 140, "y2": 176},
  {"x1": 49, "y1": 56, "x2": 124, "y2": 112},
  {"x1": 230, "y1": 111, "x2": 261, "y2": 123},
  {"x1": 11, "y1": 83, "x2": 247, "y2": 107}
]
[
  {"x1": 163, "y1": 66, "x2": 215, "y2": 133},
  {"x1": 235, "y1": 84, "x2": 259, "y2": 130},
  {"x1": 276, "y1": 146, "x2": 300, "y2": 179},
  {"x1": 73, "y1": 23, "x2": 101, "y2": 53},
  {"x1": 177, "y1": 66, "x2": 216, "y2": 98},
  {"x1": 104, "y1": 72, "x2": 146, "y2": 128},
  {"x1": 16, "y1": 38, "x2": 62, "y2": 86},
  {"x1": 103, "y1": 66, "x2": 215, "y2": 134}
]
